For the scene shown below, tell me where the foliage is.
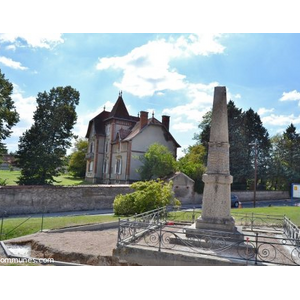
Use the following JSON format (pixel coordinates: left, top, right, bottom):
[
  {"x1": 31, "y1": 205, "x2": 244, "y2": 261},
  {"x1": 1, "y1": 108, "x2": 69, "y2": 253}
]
[
  {"x1": 177, "y1": 144, "x2": 206, "y2": 193},
  {"x1": 113, "y1": 179, "x2": 179, "y2": 215},
  {"x1": 195, "y1": 100, "x2": 271, "y2": 190},
  {"x1": 267, "y1": 124, "x2": 300, "y2": 191},
  {"x1": 0, "y1": 178, "x2": 7, "y2": 186},
  {"x1": 137, "y1": 143, "x2": 177, "y2": 180},
  {"x1": 0, "y1": 69, "x2": 20, "y2": 153},
  {"x1": 68, "y1": 138, "x2": 88, "y2": 178},
  {"x1": 17, "y1": 86, "x2": 80, "y2": 185}
]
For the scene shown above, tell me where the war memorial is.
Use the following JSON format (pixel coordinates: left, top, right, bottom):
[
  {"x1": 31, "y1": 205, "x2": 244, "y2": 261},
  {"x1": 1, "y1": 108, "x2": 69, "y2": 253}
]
[{"x1": 113, "y1": 86, "x2": 300, "y2": 266}]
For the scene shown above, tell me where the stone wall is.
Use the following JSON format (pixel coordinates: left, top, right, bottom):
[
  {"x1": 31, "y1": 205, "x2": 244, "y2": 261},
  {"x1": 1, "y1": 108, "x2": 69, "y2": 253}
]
[
  {"x1": 0, "y1": 185, "x2": 290, "y2": 216},
  {"x1": 0, "y1": 185, "x2": 132, "y2": 215},
  {"x1": 194, "y1": 190, "x2": 290, "y2": 204}
]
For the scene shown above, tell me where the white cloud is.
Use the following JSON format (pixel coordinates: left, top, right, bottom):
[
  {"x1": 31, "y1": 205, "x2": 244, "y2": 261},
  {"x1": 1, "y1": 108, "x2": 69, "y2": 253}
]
[
  {"x1": 6, "y1": 44, "x2": 16, "y2": 51},
  {"x1": 279, "y1": 90, "x2": 300, "y2": 102},
  {"x1": 11, "y1": 91, "x2": 36, "y2": 127},
  {"x1": 163, "y1": 81, "x2": 215, "y2": 122},
  {"x1": 96, "y1": 34, "x2": 225, "y2": 97},
  {"x1": 0, "y1": 33, "x2": 64, "y2": 49},
  {"x1": 262, "y1": 114, "x2": 300, "y2": 126},
  {"x1": 0, "y1": 56, "x2": 28, "y2": 70},
  {"x1": 172, "y1": 122, "x2": 197, "y2": 132},
  {"x1": 257, "y1": 107, "x2": 275, "y2": 115},
  {"x1": 8, "y1": 86, "x2": 36, "y2": 139}
]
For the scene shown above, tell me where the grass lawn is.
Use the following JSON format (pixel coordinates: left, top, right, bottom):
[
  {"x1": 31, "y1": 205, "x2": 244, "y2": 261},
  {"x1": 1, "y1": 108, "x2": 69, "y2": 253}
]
[
  {"x1": 169, "y1": 206, "x2": 300, "y2": 227},
  {"x1": 0, "y1": 170, "x2": 87, "y2": 186},
  {"x1": 0, "y1": 206, "x2": 299, "y2": 241},
  {"x1": 232, "y1": 206, "x2": 300, "y2": 226},
  {"x1": 0, "y1": 214, "x2": 119, "y2": 240}
]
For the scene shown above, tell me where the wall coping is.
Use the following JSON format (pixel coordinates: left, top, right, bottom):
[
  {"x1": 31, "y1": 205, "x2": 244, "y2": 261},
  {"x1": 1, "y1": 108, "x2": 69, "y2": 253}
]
[{"x1": 0, "y1": 184, "x2": 131, "y2": 190}]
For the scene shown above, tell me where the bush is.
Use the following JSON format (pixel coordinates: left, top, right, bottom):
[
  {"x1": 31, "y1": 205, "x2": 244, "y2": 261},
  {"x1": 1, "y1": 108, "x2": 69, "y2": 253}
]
[{"x1": 113, "y1": 179, "x2": 180, "y2": 216}]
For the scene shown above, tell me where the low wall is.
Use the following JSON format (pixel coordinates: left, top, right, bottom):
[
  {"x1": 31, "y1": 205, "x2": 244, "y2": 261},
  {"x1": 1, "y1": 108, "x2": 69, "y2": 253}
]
[
  {"x1": 0, "y1": 185, "x2": 290, "y2": 216},
  {"x1": 0, "y1": 185, "x2": 132, "y2": 215},
  {"x1": 193, "y1": 190, "x2": 289, "y2": 204},
  {"x1": 233, "y1": 190, "x2": 289, "y2": 201}
]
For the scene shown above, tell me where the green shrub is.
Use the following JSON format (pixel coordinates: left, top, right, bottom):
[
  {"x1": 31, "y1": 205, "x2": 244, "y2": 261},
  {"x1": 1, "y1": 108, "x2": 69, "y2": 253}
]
[
  {"x1": 113, "y1": 193, "x2": 136, "y2": 216},
  {"x1": 113, "y1": 179, "x2": 180, "y2": 216}
]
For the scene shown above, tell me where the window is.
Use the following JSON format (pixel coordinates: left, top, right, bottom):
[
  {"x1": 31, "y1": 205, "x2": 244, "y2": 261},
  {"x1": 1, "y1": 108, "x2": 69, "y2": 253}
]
[
  {"x1": 115, "y1": 157, "x2": 122, "y2": 174},
  {"x1": 103, "y1": 160, "x2": 108, "y2": 174},
  {"x1": 88, "y1": 161, "x2": 94, "y2": 172},
  {"x1": 90, "y1": 141, "x2": 94, "y2": 153}
]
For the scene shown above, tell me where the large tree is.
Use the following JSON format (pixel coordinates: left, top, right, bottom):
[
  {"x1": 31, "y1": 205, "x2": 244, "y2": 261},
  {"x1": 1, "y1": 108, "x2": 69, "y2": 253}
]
[
  {"x1": 0, "y1": 69, "x2": 20, "y2": 153},
  {"x1": 68, "y1": 138, "x2": 88, "y2": 178},
  {"x1": 137, "y1": 143, "x2": 176, "y2": 180},
  {"x1": 177, "y1": 144, "x2": 206, "y2": 193},
  {"x1": 195, "y1": 101, "x2": 271, "y2": 190},
  {"x1": 17, "y1": 86, "x2": 80, "y2": 185}
]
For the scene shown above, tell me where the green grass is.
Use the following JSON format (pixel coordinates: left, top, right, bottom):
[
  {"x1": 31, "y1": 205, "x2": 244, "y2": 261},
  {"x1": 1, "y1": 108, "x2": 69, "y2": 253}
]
[
  {"x1": 0, "y1": 170, "x2": 87, "y2": 186},
  {"x1": 1, "y1": 206, "x2": 299, "y2": 241},
  {"x1": 0, "y1": 214, "x2": 119, "y2": 240},
  {"x1": 232, "y1": 206, "x2": 300, "y2": 226},
  {"x1": 0, "y1": 170, "x2": 20, "y2": 185},
  {"x1": 169, "y1": 206, "x2": 300, "y2": 227}
]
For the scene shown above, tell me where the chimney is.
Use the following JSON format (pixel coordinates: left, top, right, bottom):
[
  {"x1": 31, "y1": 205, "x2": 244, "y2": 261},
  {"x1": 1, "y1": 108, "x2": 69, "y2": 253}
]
[
  {"x1": 140, "y1": 111, "x2": 149, "y2": 129},
  {"x1": 162, "y1": 115, "x2": 170, "y2": 131}
]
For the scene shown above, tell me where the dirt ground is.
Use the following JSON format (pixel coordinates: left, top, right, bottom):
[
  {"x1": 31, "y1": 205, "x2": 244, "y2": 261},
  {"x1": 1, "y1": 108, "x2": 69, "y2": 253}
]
[{"x1": 1, "y1": 228, "x2": 124, "y2": 265}]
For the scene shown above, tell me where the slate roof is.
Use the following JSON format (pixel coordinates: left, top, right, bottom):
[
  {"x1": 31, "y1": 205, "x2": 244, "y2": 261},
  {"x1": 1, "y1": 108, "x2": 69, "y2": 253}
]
[
  {"x1": 85, "y1": 95, "x2": 138, "y2": 138},
  {"x1": 85, "y1": 94, "x2": 180, "y2": 149}
]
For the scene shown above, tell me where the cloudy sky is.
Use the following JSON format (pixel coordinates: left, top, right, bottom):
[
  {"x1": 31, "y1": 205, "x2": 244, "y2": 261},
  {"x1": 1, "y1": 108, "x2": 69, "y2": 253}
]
[{"x1": 1, "y1": 33, "x2": 300, "y2": 157}]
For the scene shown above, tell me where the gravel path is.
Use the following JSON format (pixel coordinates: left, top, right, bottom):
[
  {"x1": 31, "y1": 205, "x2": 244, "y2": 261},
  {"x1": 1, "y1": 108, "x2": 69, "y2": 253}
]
[{"x1": 2, "y1": 228, "x2": 122, "y2": 265}]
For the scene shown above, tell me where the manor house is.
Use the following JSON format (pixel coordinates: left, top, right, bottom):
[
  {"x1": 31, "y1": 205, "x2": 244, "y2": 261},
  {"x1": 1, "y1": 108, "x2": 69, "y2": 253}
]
[{"x1": 85, "y1": 93, "x2": 180, "y2": 183}]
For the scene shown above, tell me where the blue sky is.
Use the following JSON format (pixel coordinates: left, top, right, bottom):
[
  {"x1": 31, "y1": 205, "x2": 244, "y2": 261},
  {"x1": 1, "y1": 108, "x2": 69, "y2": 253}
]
[{"x1": 1, "y1": 33, "x2": 300, "y2": 157}]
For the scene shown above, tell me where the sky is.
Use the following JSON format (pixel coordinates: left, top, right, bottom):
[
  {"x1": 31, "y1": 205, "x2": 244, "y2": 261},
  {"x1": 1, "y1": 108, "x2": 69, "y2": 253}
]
[{"x1": 1, "y1": 33, "x2": 300, "y2": 157}]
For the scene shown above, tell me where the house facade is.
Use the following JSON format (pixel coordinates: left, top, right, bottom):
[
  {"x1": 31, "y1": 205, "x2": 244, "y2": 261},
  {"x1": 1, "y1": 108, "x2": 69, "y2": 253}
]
[{"x1": 85, "y1": 93, "x2": 180, "y2": 183}]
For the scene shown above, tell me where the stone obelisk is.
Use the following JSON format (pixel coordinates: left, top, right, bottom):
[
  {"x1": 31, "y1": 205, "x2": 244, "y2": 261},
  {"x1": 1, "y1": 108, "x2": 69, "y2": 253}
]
[{"x1": 196, "y1": 86, "x2": 236, "y2": 232}]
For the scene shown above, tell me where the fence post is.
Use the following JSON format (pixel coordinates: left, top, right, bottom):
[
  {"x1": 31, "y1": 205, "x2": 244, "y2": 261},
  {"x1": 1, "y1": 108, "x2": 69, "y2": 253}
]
[
  {"x1": 0, "y1": 215, "x2": 4, "y2": 239},
  {"x1": 158, "y1": 223, "x2": 162, "y2": 252},
  {"x1": 40, "y1": 213, "x2": 44, "y2": 232},
  {"x1": 255, "y1": 232, "x2": 258, "y2": 265},
  {"x1": 117, "y1": 218, "x2": 121, "y2": 247}
]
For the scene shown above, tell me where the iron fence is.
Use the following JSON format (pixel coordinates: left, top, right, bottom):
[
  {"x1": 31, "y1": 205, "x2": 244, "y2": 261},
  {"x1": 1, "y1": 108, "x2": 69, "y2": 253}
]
[{"x1": 117, "y1": 207, "x2": 300, "y2": 266}]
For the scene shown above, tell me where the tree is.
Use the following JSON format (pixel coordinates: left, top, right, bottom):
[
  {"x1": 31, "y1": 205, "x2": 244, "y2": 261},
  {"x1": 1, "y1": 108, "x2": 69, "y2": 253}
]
[
  {"x1": 68, "y1": 138, "x2": 88, "y2": 178},
  {"x1": 195, "y1": 101, "x2": 271, "y2": 190},
  {"x1": 244, "y1": 108, "x2": 271, "y2": 189},
  {"x1": 17, "y1": 86, "x2": 80, "y2": 185},
  {"x1": 0, "y1": 69, "x2": 20, "y2": 153},
  {"x1": 267, "y1": 134, "x2": 288, "y2": 190},
  {"x1": 279, "y1": 124, "x2": 300, "y2": 187},
  {"x1": 137, "y1": 143, "x2": 177, "y2": 180},
  {"x1": 177, "y1": 144, "x2": 206, "y2": 193}
]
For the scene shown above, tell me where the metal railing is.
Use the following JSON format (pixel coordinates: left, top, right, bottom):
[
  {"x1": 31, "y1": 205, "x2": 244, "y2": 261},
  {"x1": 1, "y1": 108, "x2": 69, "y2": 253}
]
[
  {"x1": 117, "y1": 207, "x2": 300, "y2": 266},
  {"x1": 284, "y1": 216, "x2": 300, "y2": 247},
  {"x1": 232, "y1": 212, "x2": 284, "y2": 231}
]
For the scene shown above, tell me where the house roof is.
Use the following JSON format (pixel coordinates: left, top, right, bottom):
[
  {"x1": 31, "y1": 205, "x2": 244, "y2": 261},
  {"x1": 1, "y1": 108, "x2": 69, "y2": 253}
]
[
  {"x1": 85, "y1": 110, "x2": 110, "y2": 138},
  {"x1": 122, "y1": 117, "x2": 181, "y2": 148},
  {"x1": 109, "y1": 94, "x2": 130, "y2": 119},
  {"x1": 85, "y1": 94, "x2": 138, "y2": 138},
  {"x1": 86, "y1": 93, "x2": 180, "y2": 149}
]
